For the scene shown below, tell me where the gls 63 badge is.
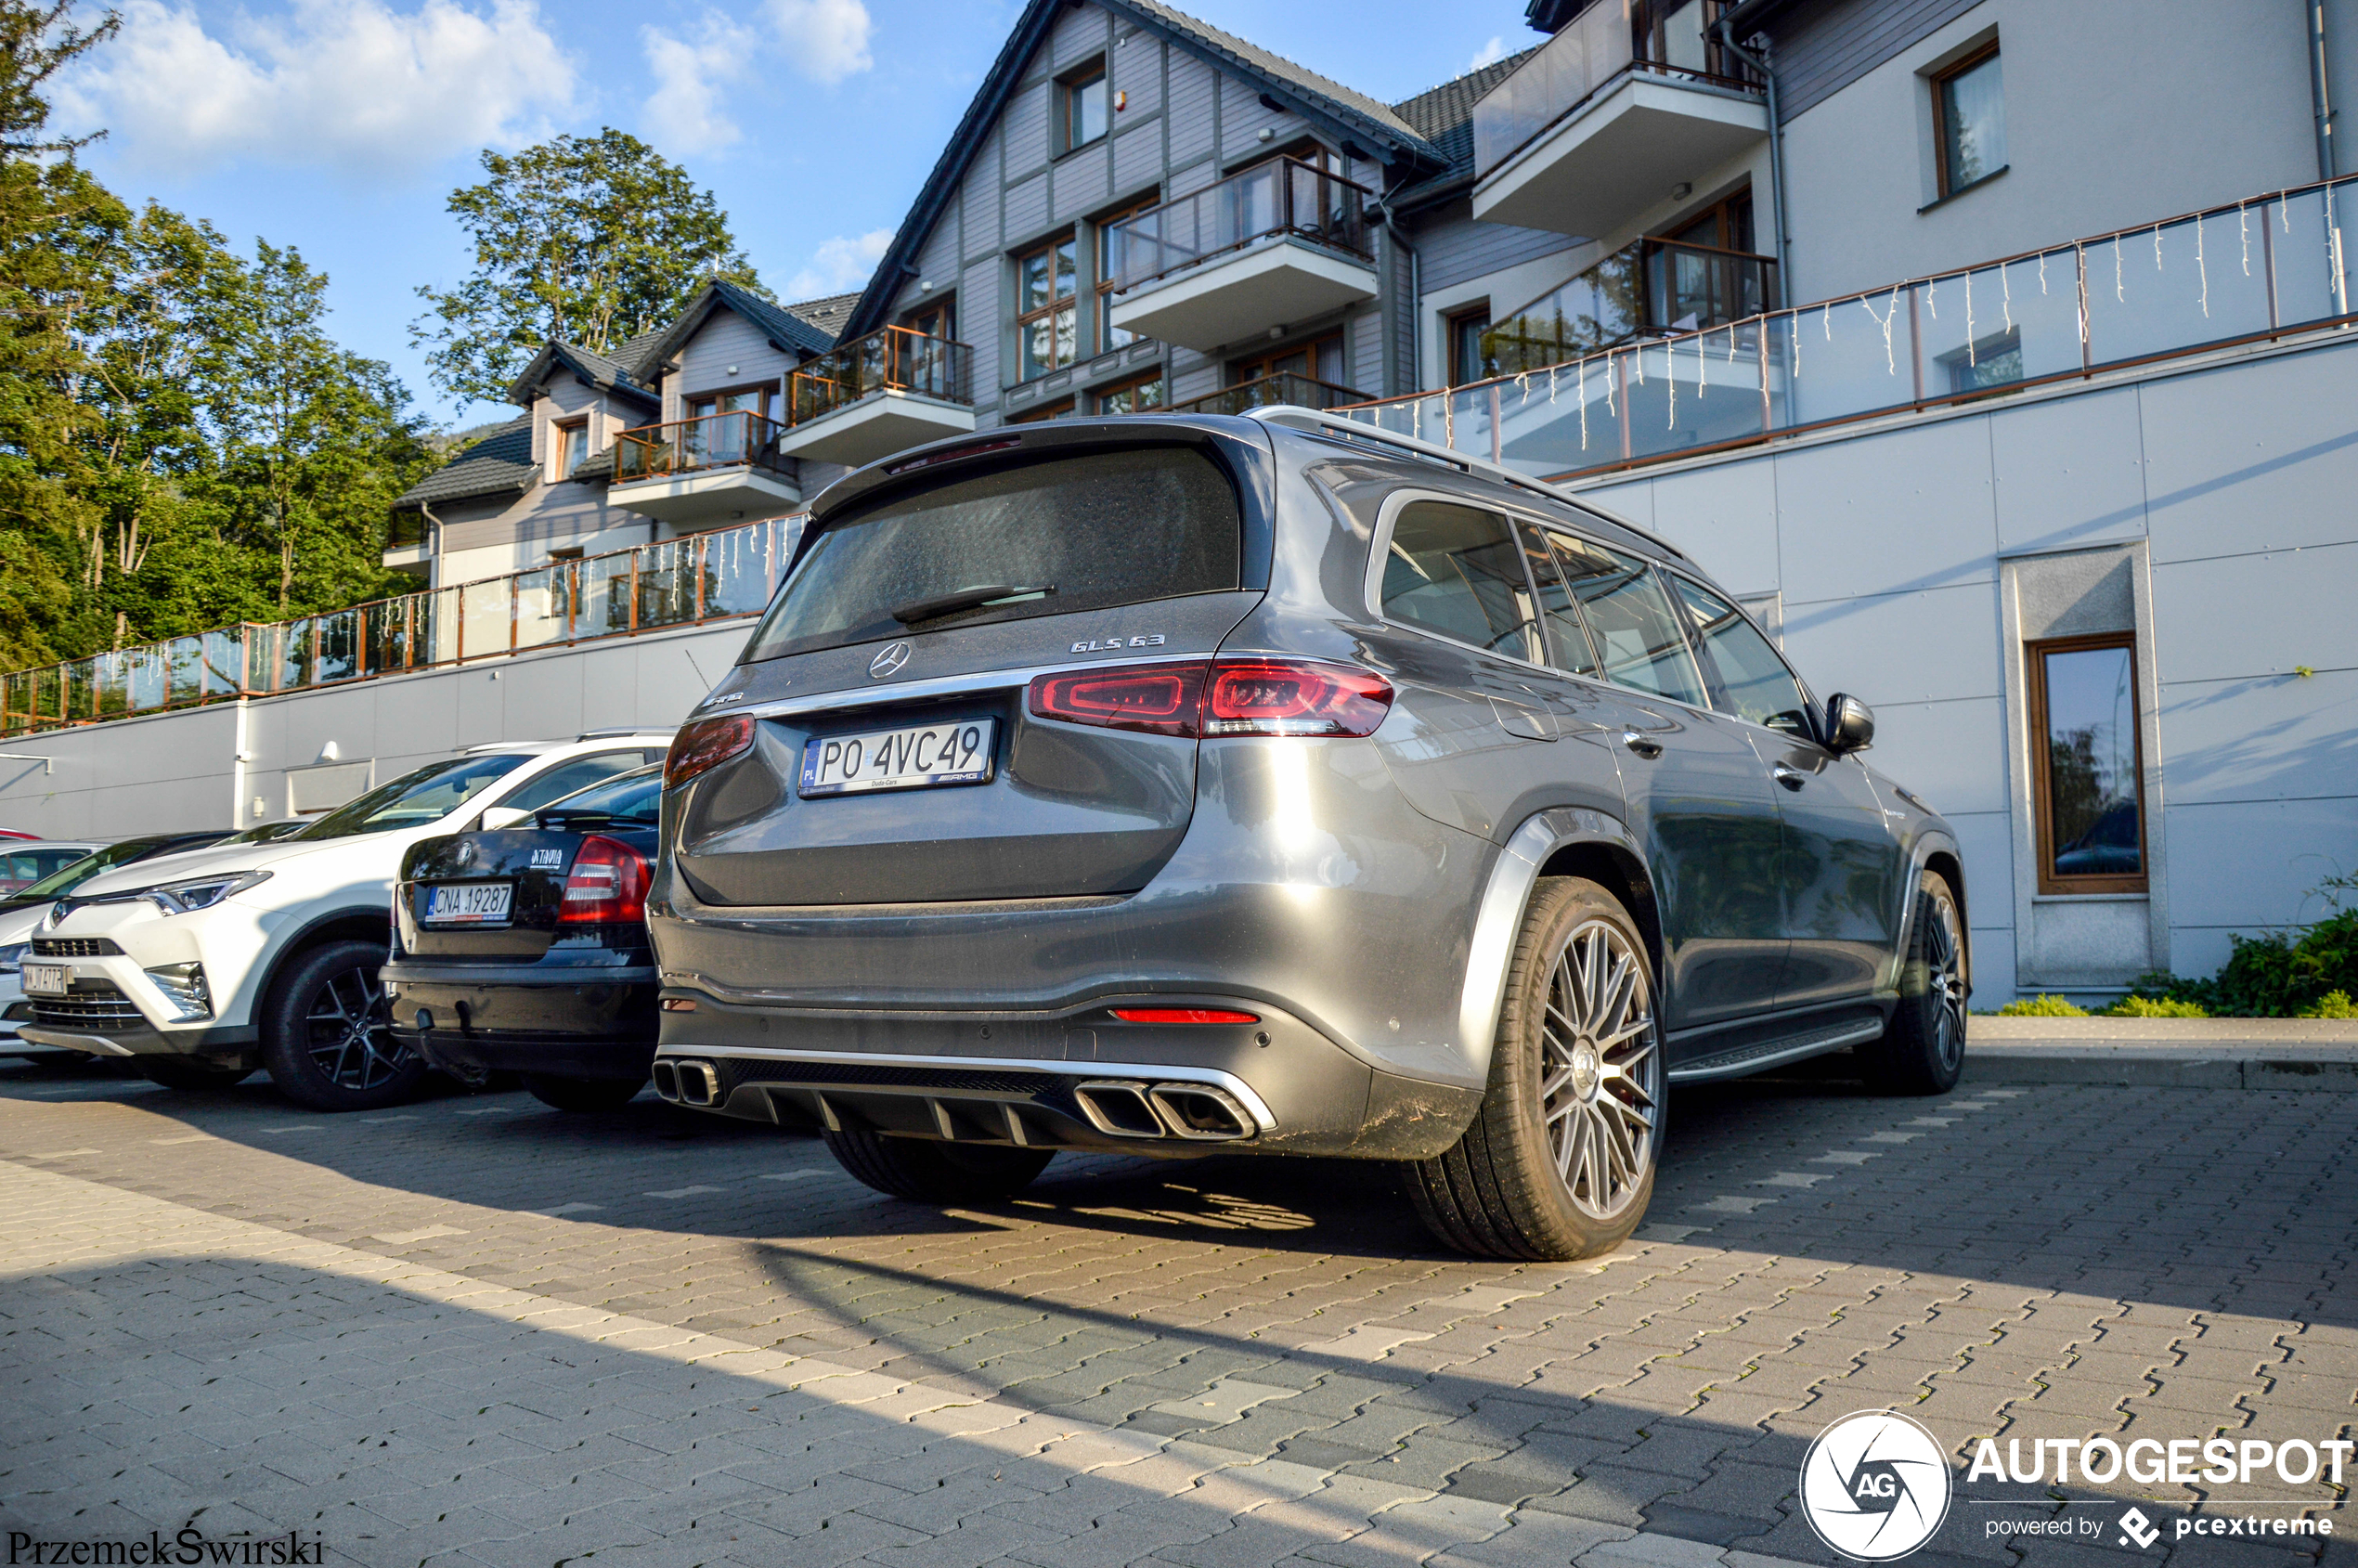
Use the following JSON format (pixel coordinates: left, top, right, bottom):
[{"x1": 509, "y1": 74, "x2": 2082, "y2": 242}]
[{"x1": 1799, "y1": 1409, "x2": 1954, "y2": 1561}]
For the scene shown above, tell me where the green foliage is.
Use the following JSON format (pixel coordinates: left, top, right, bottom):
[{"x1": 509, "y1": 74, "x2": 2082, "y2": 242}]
[
  {"x1": 2302, "y1": 991, "x2": 2357, "y2": 1019},
  {"x1": 411, "y1": 128, "x2": 762, "y2": 406},
  {"x1": 2101, "y1": 994, "x2": 2208, "y2": 1018},
  {"x1": 0, "y1": 0, "x2": 432, "y2": 674},
  {"x1": 1995, "y1": 994, "x2": 2090, "y2": 1017},
  {"x1": 2125, "y1": 909, "x2": 2358, "y2": 1018}
]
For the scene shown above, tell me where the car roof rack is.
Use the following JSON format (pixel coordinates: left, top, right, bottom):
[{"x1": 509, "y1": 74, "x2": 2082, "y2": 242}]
[{"x1": 1244, "y1": 405, "x2": 1686, "y2": 561}]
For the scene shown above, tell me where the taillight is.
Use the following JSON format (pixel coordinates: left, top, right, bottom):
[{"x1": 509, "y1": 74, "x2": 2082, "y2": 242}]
[
  {"x1": 666, "y1": 714, "x2": 754, "y2": 786},
  {"x1": 559, "y1": 835, "x2": 650, "y2": 924},
  {"x1": 1028, "y1": 658, "x2": 1393, "y2": 740},
  {"x1": 1028, "y1": 661, "x2": 1208, "y2": 737},
  {"x1": 1205, "y1": 660, "x2": 1393, "y2": 737},
  {"x1": 1110, "y1": 1007, "x2": 1260, "y2": 1024}
]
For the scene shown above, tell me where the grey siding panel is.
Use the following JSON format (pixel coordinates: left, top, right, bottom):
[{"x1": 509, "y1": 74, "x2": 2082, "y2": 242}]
[
  {"x1": 1770, "y1": 0, "x2": 1989, "y2": 121},
  {"x1": 914, "y1": 204, "x2": 960, "y2": 297},
  {"x1": 1113, "y1": 123, "x2": 1162, "y2": 195},
  {"x1": 1005, "y1": 172, "x2": 1050, "y2": 244},
  {"x1": 676, "y1": 310, "x2": 794, "y2": 397},
  {"x1": 1167, "y1": 53, "x2": 1217, "y2": 166},
  {"x1": 1051, "y1": 2, "x2": 1108, "y2": 70},
  {"x1": 1004, "y1": 81, "x2": 1050, "y2": 178},
  {"x1": 1054, "y1": 139, "x2": 1111, "y2": 223},
  {"x1": 1415, "y1": 202, "x2": 1579, "y2": 293},
  {"x1": 440, "y1": 486, "x2": 622, "y2": 557},
  {"x1": 1218, "y1": 71, "x2": 1307, "y2": 162},
  {"x1": 1351, "y1": 308, "x2": 1381, "y2": 395},
  {"x1": 1171, "y1": 362, "x2": 1219, "y2": 401},
  {"x1": 963, "y1": 257, "x2": 1002, "y2": 392},
  {"x1": 963, "y1": 129, "x2": 1002, "y2": 263},
  {"x1": 1171, "y1": 157, "x2": 1217, "y2": 197},
  {"x1": 1113, "y1": 30, "x2": 1161, "y2": 115}
]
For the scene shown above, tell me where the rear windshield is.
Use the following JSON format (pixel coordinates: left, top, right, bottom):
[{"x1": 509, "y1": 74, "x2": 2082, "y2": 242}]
[
  {"x1": 743, "y1": 446, "x2": 1241, "y2": 662},
  {"x1": 293, "y1": 754, "x2": 530, "y2": 840}
]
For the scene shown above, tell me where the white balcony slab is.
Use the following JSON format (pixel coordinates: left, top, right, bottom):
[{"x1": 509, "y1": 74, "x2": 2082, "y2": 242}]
[
  {"x1": 1472, "y1": 72, "x2": 1768, "y2": 237},
  {"x1": 775, "y1": 390, "x2": 977, "y2": 470},
  {"x1": 606, "y1": 465, "x2": 802, "y2": 528},
  {"x1": 1109, "y1": 238, "x2": 1378, "y2": 353}
]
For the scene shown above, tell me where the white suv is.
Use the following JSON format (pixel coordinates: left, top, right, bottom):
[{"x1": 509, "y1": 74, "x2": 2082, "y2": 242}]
[{"x1": 17, "y1": 733, "x2": 671, "y2": 1109}]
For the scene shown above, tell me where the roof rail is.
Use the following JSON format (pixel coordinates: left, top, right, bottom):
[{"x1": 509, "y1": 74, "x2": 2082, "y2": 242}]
[
  {"x1": 1244, "y1": 405, "x2": 1686, "y2": 561},
  {"x1": 578, "y1": 727, "x2": 676, "y2": 742}
]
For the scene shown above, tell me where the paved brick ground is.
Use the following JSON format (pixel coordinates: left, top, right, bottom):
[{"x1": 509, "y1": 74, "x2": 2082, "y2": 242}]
[{"x1": 0, "y1": 1056, "x2": 2350, "y2": 1568}]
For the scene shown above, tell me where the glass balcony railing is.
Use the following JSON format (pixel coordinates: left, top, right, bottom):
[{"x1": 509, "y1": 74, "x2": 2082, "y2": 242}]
[
  {"x1": 1473, "y1": 0, "x2": 1759, "y2": 179},
  {"x1": 614, "y1": 409, "x2": 788, "y2": 484},
  {"x1": 785, "y1": 325, "x2": 973, "y2": 427},
  {"x1": 1167, "y1": 371, "x2": 1371, "y2": 418},
  {"x1": 1337, "y1": 173, "x2": 2358, "y2": 482},
  {"x1": 0, "y1": 515, "x2": 803, "y2": 737},
  {"x1": 1106, "y1": 157, "x2": 1372, "y2": 293},
  {"x1": 1481, "y1": 237, "x2": 1779, "y2": 375}
]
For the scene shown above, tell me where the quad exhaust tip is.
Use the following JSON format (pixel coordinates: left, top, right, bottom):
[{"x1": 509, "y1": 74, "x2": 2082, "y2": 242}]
[
  {"x1": 1075, "y1": 1079, "x2": 1254, "y2": 1141},
  {"x1": 653, "y1": 1059, "x2": 719, "y2": 1108}
]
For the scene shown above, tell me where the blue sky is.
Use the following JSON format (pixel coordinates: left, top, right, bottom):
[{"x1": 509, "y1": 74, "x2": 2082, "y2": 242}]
[{"x1": 55, "y1": 0, "x2": 1537, "y2": 430}]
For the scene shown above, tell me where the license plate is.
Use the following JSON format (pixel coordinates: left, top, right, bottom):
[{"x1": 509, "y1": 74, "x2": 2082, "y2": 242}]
[
  {"x1": 800, "y1": 718, "x2": 997, "y2": 797},
  {"x1": 422, "y1": 882, "x2": 513, "y2": 925},
  {"x1": 22, "y1": 963, "x2": 68, "y2": 995}
]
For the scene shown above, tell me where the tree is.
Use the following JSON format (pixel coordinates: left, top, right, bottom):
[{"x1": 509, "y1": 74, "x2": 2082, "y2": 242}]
[
  {"x1": 0, "y1": 0, "x2": 116, "y2": 155},
  {"x1": 411, "y1": 129, "x2": 763, "y2": 407}
]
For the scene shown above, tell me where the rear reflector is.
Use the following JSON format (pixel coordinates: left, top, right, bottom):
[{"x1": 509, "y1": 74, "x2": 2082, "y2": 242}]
[
  {"x1": 558, "y1": 835, "x2": 650, "y2": 924},
  {"x1": 1029, "y1": 658, "x2": 1391, "y2": 741},
  {"x1": 1110, "y1": 1007, "x2": 1260, "y2": 1025},
  {"x1": 666, "y1": 714, "x2": 754, "y2": 787}
]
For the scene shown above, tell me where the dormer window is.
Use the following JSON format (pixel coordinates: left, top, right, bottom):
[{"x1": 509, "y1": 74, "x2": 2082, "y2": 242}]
[{"x1": 554, "y1": 419, "x2": 590, "y2": 479}]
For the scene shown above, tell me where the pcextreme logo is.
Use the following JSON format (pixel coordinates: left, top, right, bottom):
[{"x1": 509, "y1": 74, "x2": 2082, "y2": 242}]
[{"x1": 1798, "y1": 1410, "x2": 1954, "y2": 1562}]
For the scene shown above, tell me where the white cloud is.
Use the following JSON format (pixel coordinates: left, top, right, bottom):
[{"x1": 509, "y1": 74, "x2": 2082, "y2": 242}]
[
  {"x1": 784, "y1": 228, "x2": 893, "y2": 301},
  {"x1": 766, "y1": 0, "x2": 873, "y2": 84},
  {"x1": 1470, "y1": 35, "x2": 1510, "y2": 70},
  {"x1": 641, "y1": 14, "x2": 759, "y2": 150},
  {"x1": 55, "y1": 0, "x2": 578, "y2": 178}
]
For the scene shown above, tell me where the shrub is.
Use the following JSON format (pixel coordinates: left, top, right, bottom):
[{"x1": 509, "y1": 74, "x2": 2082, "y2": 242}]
[
  {"x1": 2103, "y1": 994, "x2": 2209, "y2": 1018},
  {"x1": 1995, "y1": 994, "x2": 2089, "y2": 1017},
  {"x1": 2301, "y1": 990, "x2": 2357, "y2": 1019},
  {"x1": 2125, "y1": 909, "x2": 2358, "y2": 1017}
]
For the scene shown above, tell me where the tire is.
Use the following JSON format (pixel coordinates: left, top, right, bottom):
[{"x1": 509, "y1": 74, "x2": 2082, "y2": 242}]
[
  {"x1": 258, "y1": 940, "x2": 424, "y2": 1112},
  {"x1": 136, "y1": 1057, "x2": 253, "y2": 1092},
  {"x1": 523, "y1": 1073, "x2": 646, "y2": 1112},
  {"x1": 1859, "y1": 871, "x2": 1967, "y2": 1095},
  {"x1": 1405, "y1": 876, "x2": 1665, "y2": 1262},
  {"x1": 822, "y1": 1129, "x2": 1054, "y2": 1203}
]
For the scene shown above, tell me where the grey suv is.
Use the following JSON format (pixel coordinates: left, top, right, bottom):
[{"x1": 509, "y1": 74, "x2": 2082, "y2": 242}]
[{"x1": 646, "y1": 408, "x2": 1968, "y2": 1260}]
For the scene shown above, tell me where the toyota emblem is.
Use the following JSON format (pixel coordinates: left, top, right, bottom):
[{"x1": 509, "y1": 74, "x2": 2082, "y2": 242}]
[{"x1": 869, "y1": 641, "x2": 912, "y2": 679}]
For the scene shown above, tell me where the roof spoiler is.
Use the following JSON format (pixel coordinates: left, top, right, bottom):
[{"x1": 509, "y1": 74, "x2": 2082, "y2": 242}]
[{"x1": 1244, "y1": 405, "x2": 1686, "y2": 561}]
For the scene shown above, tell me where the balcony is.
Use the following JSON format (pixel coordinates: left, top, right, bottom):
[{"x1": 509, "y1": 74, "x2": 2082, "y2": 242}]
[
  {"x1": 1482, "y1": 235, "x2": 1778, "y2": 372},
  {"x1": 609, "y1": 411, "x2": 803, "y2": 527},
  {"x1": 1167, "y1": 371, "x2": 1371, "y2": 418},
  {"x1": 1471, "y1": 1, "x2": 1765, "y2": 238},
  {"x1": 778, "y1": 326, "x2": 976, "y2": 469},
  {"x1": 1106, "y1": 158, "x2": 1377, "y2": 352}
]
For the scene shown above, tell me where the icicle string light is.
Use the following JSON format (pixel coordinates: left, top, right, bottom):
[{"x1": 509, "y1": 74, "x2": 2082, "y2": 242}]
[
  {"x1": 1964, "y1": 272, "x2": 1976, "y2": 367},
  {"x1": 1697, "y1": 329, "x2": 1707, "y2": 398},
  {"x1": 2002, "y1": 264, "x2": 2013, "y2": 331},
  {"x1": 1790, "y1": 311, "x2": 1801, "y2": 380},
  {"x1": 2114, "y1": 236, "x2": 2125, "y2": 303},
  {"x1": 1859, "y1": 289, "x2": 1898, "y2": 375},
  {"x1": 2040, "y1": 252, "x2": 2050, "y2": 295},
  {"x1": 1577, "y1": 357, "x2": 1588, "y2": 449},
  {"x1": 2240, "y1": 203, "x2": 2251, "y2": 277},
  {"x1": 2153, "y1": 222, "x2": 2164, "y2": 271},
  {"x1": 2196, "y1": 215, "x2": 2209, "y2": 318},
  {"x1": 1517, "y1": 372, "x2": 1531, "y2": 408},
  {"x1": 1925, "y1": 277, "x2": 1937, "y2": 318},
  {"x1": 1605, "y1": 353, "x2": 1616, "y2": 416},
  {"x1": 2076, "y1": 242, "x2": 2091, "y2": 346},
  {"x1": 1548, "y1": 363, "x2": 1559, "y2": 404},
  {"x1": 1822, "y1": 301, "x2": 1833, "y2": 340},
  {"x1": 1667, "y1": 345, "x2": 1677, "y2": 428}
]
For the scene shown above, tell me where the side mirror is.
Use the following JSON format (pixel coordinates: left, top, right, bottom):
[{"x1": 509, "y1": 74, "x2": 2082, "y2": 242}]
[
  {"x1": 478, "y1": 806, "x2": 533, "y2": 832},
  {"x1": 1823, "y1": 693, "x2": 1875, "y2": 755}
]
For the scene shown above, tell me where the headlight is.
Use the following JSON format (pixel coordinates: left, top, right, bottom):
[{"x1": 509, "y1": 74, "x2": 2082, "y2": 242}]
[
  {"x1": 0, "y1": 942, "x2": 24, "y2": 973},
  {"x1": 141, "y1": 869, "x2": 272, "y2": 915}
]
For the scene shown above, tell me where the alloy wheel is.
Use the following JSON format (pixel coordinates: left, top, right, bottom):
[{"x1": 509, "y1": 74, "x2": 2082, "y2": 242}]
[
  {"x1": 303, "y1": 966, "x2": 407, "y2": 1091},
  {"x1": 1538, "y1": 917, "x2": 1661, "y2": 1222},
  {"x1": 1924, "y1": 893, "x2": 1967, "y2": 1073}
]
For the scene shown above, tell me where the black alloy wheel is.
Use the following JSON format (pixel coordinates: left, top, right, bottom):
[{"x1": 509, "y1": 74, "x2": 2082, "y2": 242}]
[{"x1": 260, "y1": 940, "x2": 426, "y2": 1112}]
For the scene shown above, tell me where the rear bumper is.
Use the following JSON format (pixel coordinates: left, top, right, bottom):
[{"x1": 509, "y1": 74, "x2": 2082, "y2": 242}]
[
  {"x1": 652, "y1": 989, "x2": 1482, "y2": 1160},
  {"x1": 382, "y1": 962, "x2": 658, "y2": 1084}
]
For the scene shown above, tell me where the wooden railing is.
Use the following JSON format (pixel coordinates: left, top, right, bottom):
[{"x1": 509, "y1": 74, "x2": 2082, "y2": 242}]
[
  {"x1": 614, "y1": 409, "x2": 787, "y2": 483},
  {"x1": 1106, "y1": 158, "x2": 1372, "y2": 294},
  {"x1": 786, "y1": 326, "x2": 974, "y2": 427}
]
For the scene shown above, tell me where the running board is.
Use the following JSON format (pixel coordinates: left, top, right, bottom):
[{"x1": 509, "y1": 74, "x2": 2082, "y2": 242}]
[{"x1": 1668, "y1": 1017, "x2": 1886, "y2": 1083}]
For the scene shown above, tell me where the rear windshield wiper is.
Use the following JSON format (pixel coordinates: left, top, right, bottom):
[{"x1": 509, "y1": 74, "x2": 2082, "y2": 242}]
[{"x1": 889, "y1": 584, "x2": 1056, "y2": 625}]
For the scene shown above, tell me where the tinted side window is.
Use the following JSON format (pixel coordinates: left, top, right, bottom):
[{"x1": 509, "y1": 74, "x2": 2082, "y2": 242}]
[
  {"x1": 1380, "y1": 501, "x2": 1540, "y2": 663},
  {"x1": 1517, "y1": 522, "x2": 1600, "y2": 678},
  {"x1": 1671, "y1": 577, "x2": 1814, "y2": 736},
  {"x1": 500, "y1": 751, "x2": 650, "y2": 812},
  {"x1": 1550, "y1": 538, "x2": 1706, "y2": 706}
]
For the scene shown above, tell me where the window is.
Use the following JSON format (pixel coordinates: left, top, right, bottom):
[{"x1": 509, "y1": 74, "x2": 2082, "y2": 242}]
[
  {"x1": 2028, "y1": 634, "x2": 2145, "y2": 893},
  {"x1": 1632, "y1": 0, "x2": 1747, "y2": 78},
  {"x1": 1060, "y1": 63, "x2": 1109, "y2": 154},
  {"x1": 1670, "y1": 576, "x2": 1813, "y2": 736},
  {"x1": 688, "y1": 387, "x2": 777, "y2": 422},
  {"x1": 1446, "y1": 305, "x2": 1494, "y2": 387},
  {"x1": 1517, "y1": 522, "x2": 1599, "y2": 678},
  {"x1": 1017, "y1": 232, "x2": 1078, "y2": 380},
  {"x1": 1933, "y1": 44, "x2": 2005, "y2": 196},
  {"x1": 1548, "y1": 537, "x2": 1706, "y2": 706},
  {"x1": 1094, "y1": 372, "x2": 1165, "y2": 415},
  {"x1": 903, "y1": 298, "x2": 954, "y2": 342},
  {"x1": 1095, "y1": 193, "x2": 1159, "y2": 351},
  {"x1": 1379, "y1": 501, "x2": 1541, "y2": 664},
  {"x1": 1233, "y1": 332, "x2": 1344, "y2": 392},
  {"x1": 553, "y1": 420, "x2": 590, "y2": 478},
  {"x1": 1938, "y1": 327, "x2": 2024, "y2": 394},
  {"x1": 1007, "y1": 397, "x2": 1076, "y2": 423}
]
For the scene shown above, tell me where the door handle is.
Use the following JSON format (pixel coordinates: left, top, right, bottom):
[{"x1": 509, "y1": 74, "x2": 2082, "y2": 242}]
[
  {"x1": 1621, "y1": 730, "x2": 1664, "y2": 759},
  {"x1": 1772, "y1": 764, "x2": 1807, "y2": 791}
]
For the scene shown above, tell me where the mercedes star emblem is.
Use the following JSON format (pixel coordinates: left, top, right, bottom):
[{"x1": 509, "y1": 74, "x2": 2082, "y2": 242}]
[{"x1": 869, "y1": 641, "x2": 912, "y2": 679}]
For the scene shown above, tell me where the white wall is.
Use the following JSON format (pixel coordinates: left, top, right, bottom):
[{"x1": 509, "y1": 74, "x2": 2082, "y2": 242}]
[{"x1": 0, "y1": 622, "x2": 751, "y2": 841}]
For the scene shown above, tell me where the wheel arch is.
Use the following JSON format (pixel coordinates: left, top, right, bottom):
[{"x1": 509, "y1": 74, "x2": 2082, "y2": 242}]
[
  {"x1": 252, "y1": 906, "x2": 395, "y2": 1017},
  {"x1": 1895, "y1": 833, "x2": 1970, "y2": 997},
  {"x1": 1455, "y1": 808, "x2": 1659, "y2": 1081}
]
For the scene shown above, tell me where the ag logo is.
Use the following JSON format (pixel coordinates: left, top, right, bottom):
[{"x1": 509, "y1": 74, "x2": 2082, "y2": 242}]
[{"x1": 1798, "y1": 1409, "x2": 1952, "y2": 1561}]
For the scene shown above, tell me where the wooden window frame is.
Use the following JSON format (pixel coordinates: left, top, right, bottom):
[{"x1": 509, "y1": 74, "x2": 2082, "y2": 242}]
[
  {"x1": 686, "y1": 383, "x2": 781, "y2": 422},
  {"x1": 1057, "y1": 59, "x2": 1109, "y2": 156},
  {"x1": 1007, "y1": 396, "x2": 1076, "y2": 424},
  {"x1": 1092, "y1": 369, "x2": 1165, "y2": 415},
  {"x1": 901, "y1": 296, "x2": 955, "y2": 342},
  {"x1": 1231, "y1": 330, "x2": 1344, "y2": 387},
  {"x1": 2027, "y1": 630, "x2": 2149, "y2": 896},
  {"x1": 1014, "y1": 230, "x2": 1079, "y2": 382},
  {"x1": 552, "y1": 418, "x2": 590, "y2": 480},
  {"x1": 1445, "y1": 304, "x2": 1493, "y2": 387},
  {"x1": 1931, "y1": 42, "x2": 2003, "y2": 200},
  {"x1": 1093, "y1": 191, "x2": 1160, "y2": 355}
]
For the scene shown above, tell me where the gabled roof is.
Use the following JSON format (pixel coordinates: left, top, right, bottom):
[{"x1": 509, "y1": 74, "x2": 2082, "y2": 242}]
[
  {"x1": 1383, "y1": 49, "x2": 1541, "y2": 212},
  {"x1": 840, "y1": 0, "x2": 1450, "y2": 341},
  {"x1": 393, "y1": 417, "x2": 536, "y2": 512},
  {"x1": 637, "y1": 277, "x2": 836, "y2": 377},
  {"x1": 504, "y1": 339, "x2": 661, "y2": 410}
]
